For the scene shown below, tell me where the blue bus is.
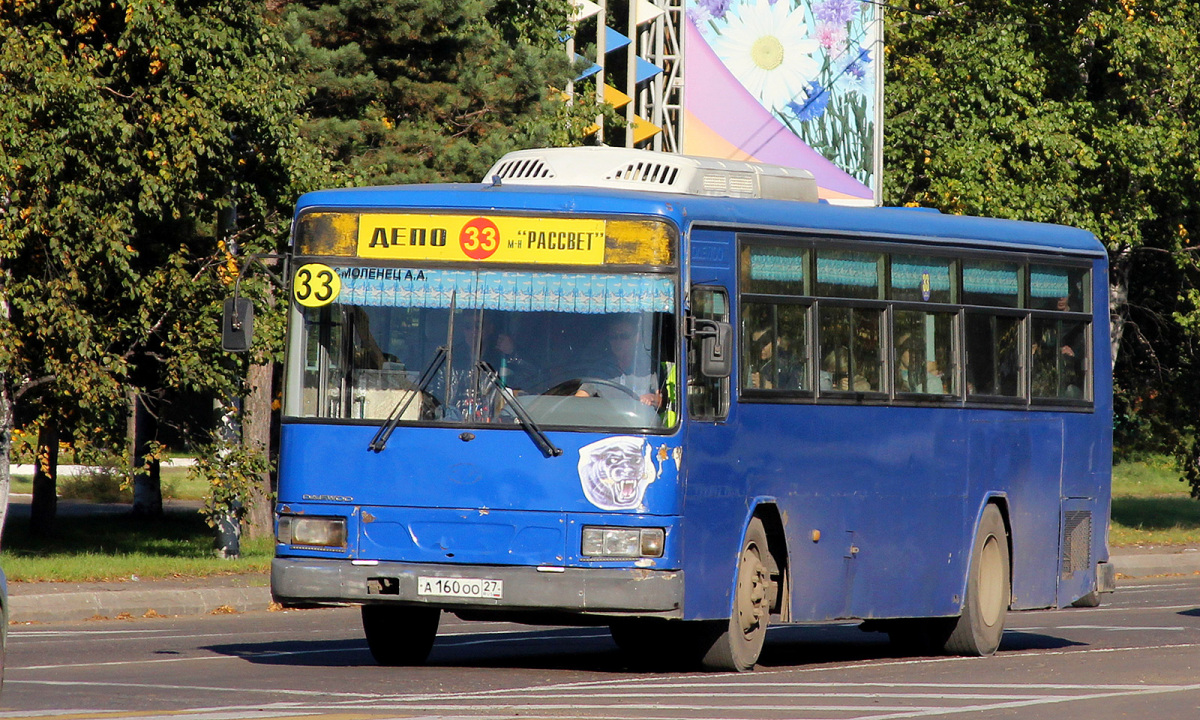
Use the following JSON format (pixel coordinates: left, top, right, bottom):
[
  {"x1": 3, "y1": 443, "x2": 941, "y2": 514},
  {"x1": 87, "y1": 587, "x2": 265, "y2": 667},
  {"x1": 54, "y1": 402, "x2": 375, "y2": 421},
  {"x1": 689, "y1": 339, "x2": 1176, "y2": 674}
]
[{"x1": 254, "y1": 147, "x2": 1113, "y2": 671}]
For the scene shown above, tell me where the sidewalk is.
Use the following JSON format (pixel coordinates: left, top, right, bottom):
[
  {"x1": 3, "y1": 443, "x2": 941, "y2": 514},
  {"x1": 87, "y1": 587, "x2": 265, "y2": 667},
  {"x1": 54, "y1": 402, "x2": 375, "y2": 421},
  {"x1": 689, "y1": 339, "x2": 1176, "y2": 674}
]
[
  {"x1": 8, "y1": 573, "x2": 274, "y2": 624},
  {"x1": 6, "y1": 545, "x2": 1198, "y2": 625}
]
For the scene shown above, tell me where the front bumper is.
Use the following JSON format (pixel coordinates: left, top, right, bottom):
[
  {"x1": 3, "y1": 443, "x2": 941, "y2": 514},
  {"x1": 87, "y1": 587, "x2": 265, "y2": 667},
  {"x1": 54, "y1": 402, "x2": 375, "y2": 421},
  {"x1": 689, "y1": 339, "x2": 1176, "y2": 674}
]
[{"x1": 272, "y1": 558, "x2": 684, "y2": 617}]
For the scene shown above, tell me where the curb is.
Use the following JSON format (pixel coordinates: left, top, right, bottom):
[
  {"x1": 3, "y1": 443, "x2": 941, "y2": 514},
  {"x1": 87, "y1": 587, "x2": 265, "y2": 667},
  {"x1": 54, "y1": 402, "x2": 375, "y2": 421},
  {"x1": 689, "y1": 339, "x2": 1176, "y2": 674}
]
[
  {"x1": 9, "y1": 586, "x2": 273, "y2": 624},
  {"x1": 1109, "y1": 550, "x2": 1200, "y2": 579}
]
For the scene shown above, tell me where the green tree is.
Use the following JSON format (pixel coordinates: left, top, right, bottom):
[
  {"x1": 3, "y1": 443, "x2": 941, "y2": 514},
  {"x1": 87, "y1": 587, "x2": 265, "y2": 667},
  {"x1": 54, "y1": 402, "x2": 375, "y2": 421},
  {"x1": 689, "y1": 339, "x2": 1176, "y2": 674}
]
[
  {"x1": 885, "y1": 0, "x2": 1200, "y2": 487},
  {"x1": 0, "y1": 0, "x2": 320, "y2": 537},
  {"x1": 282, "y1": 0, "x2": 598, "y2": 184}
]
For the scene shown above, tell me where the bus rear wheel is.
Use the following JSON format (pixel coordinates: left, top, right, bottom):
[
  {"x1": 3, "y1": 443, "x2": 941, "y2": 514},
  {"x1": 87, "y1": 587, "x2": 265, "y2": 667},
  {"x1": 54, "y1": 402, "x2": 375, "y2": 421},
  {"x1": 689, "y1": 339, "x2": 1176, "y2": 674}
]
[
  {"x1": 699, "y1": 518, "x2": 772, "y2": 672},
  {"x1": 361, "y1": 604, "x2": 440, "y2": 666},
  {"x1": 944, "y1": 504, "x2": 1009, "y2": 656}
]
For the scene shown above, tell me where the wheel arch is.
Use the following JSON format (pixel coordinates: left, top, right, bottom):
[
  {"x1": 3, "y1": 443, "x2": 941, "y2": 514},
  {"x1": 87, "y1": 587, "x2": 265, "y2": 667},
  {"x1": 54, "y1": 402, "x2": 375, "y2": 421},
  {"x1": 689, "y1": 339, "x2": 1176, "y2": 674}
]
[
  {"x1": 744, "y1": 499, "x2": 790, "y2": 621},
  {"x1": 963, "y1": 494, "x2": 1013, "y2": 608}
]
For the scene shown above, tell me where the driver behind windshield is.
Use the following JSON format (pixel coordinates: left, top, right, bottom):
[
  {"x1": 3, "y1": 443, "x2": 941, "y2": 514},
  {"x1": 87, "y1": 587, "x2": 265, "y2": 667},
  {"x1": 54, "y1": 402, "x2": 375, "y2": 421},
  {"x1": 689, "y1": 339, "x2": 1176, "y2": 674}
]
[{"x1": 576, "y1": 315, "x2": 663, "y2": 408}]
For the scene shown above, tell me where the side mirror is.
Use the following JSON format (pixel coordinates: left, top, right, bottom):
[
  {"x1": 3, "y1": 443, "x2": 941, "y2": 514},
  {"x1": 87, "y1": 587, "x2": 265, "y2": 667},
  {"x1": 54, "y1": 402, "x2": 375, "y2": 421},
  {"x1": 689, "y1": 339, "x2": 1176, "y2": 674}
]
[
  {"x1": 222, "y1": 297, "x2": 255, "y2": 352},
  {"x1": 696, "y1": 319, "x2": 733, "y2": 379}
]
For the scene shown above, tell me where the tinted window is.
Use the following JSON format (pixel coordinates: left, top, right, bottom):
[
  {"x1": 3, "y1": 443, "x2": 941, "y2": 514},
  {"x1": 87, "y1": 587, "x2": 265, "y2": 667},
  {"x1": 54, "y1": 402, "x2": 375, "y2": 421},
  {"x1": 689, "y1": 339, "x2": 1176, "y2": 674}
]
[
  {"x1": 963, "y1": 260, "x2": 1020, "y2": 307},
  {"x1": 966, "y1": 313, "x2": 1022, "y2": 397},
  {"x1": 894, "y1": 310, "x2": 956, "y2": 395},
  {"x1": 819, "y1": 306, "x2": 883, "y2": 393},
  {"x1": 743, "y1": 302, "x2": 809, "y2": 391},
  {"x1": 1032, "y1": 318, "x2": 1088, "y2": 400},
  {"x1": 891, "y1": 254, "x2": 955, "y2": 303},
  {"x1": 816, "y1": 249, "x2": 883, "y2": 300},
  {"x1": 743, "y1": 245, "x2": 807, "y2": 295}
]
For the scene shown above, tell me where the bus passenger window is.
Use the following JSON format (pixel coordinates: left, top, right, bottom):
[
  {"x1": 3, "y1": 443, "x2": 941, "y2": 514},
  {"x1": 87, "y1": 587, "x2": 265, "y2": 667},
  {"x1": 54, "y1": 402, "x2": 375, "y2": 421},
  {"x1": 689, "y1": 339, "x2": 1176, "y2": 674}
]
[
  {"x1": 816, "y1": 249, "x2": 884, "y2": 300},
  {"x1": 1029, "y1": 265, "x2": 1089, "y2": 312},
  {"x1": 1032, "y1": 318, "x2": 1089, "y2": 400},
  {"x1": 819, "y1": 306, "x2": 882, "y2": 393},
  {"x1": 742, "y1": 245, "x2": 807, "y2": 295},
  {"x1": 891, "y1": 255, "x2": 955, "y2": 304},
  {"x1": 965, "y1": 313, "x2": 1022, "y2": 397},
  {"x1": 894, "y1": 310, "x2": 956, "y2": 395},
  {"x1": 963, "y1": 260, "x2": 1020, "y2": 308},
  {"x1": 742, "y1": 302, "x2": 808, "y2": 391}
]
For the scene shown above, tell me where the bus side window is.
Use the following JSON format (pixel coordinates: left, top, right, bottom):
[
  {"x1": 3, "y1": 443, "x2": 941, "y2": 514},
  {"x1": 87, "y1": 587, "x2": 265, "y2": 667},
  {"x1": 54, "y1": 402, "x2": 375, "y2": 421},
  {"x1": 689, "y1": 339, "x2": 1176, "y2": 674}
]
[{"x1": 689, "y1": 286, "x2": 730, "y2": 420}]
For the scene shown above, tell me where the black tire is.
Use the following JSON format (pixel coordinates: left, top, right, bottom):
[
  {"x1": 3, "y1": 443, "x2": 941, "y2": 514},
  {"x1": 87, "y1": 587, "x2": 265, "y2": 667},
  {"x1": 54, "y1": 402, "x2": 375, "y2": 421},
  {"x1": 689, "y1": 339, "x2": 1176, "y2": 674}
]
[
  {"x1": 361, "y1": 604, "x2": 440, "y2": 666},
  {"x1": 944, "y1": 504, "x2": 1010, "y2": 656},
  {"x1": 1071, "y1": 591, "x2": 1102, "y2": 608},
  {"x1": 699, "y1": 518, "x2": 773, "y2": 671}
]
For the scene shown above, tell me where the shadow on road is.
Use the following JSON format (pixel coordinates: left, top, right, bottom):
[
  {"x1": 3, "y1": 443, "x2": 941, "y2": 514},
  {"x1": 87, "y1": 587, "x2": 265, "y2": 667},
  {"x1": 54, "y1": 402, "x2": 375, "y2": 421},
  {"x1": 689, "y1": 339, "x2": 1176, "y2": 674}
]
[{"x1": 201, "y1": 622, "x2": 1079, "y2": 674}]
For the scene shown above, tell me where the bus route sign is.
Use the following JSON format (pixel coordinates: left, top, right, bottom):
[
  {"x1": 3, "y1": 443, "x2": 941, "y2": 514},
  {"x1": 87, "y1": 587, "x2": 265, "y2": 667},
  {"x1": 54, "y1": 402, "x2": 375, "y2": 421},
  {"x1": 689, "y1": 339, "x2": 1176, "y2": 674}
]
[{"x1": 357, "y1": 213, "x2": 607, "y2": 265}]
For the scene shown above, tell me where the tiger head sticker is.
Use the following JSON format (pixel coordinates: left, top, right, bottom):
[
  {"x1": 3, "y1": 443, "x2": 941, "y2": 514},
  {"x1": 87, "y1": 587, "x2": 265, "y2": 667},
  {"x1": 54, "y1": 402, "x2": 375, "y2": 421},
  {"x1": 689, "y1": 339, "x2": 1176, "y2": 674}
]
[{"x1": 577, "y1": 436, "x2": 656, "y2": 511}]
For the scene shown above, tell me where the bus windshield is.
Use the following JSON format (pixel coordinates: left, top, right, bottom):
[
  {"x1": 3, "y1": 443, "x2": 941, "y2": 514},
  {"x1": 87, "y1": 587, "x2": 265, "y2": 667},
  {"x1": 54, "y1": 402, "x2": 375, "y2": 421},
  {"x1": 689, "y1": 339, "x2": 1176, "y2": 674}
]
[{"x1": 290, "y1": 267, "x2": 677, "y2": 431}]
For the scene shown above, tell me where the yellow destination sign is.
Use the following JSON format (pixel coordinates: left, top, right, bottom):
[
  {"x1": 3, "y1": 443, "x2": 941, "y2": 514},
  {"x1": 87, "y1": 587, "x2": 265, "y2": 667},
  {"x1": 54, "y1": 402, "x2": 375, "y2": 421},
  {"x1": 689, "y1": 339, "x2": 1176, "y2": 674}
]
[{"x1": 357, "y1": 214, "x2": 607, "y2": 265}]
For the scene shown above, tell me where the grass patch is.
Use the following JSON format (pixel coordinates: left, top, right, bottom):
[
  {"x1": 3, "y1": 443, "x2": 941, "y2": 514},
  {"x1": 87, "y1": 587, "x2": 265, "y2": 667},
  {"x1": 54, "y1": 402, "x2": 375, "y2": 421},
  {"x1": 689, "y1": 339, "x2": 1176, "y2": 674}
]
[
  {"x1": 9, "y1": 466, "x2": 206, "y2": 501},
  {"x1": 0, "y1": 511, "x2": 271, "y2": 582},
  {"x1": 1110, "y1": 454, "x2": 1200, "y2": 546}
]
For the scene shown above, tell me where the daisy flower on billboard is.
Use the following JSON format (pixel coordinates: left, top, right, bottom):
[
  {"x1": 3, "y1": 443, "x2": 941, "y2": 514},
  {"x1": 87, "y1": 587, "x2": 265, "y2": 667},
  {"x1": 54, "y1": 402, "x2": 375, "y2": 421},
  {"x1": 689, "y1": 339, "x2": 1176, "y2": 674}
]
[{"x1": 711, "y1": 0, "x2": 820, "y2": 113}]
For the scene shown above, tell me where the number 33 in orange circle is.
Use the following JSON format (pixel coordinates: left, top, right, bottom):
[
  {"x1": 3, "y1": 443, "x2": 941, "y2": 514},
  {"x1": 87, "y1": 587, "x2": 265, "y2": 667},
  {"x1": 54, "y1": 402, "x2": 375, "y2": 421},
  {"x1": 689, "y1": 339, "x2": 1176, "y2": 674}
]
[
  {"x1": 460, "y1": 217, "x2": 500, "y2": 260},
  {"x1": 293, "y1": 263, "x2": 341, "y2": 307}
]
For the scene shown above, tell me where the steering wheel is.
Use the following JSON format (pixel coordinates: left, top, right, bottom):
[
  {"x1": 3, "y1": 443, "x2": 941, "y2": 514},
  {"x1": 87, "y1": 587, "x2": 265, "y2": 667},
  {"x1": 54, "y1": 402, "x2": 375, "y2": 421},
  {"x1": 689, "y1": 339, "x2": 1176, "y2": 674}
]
[{"x1": 543, "y1": 377, "x2": 642, "y2": 402}]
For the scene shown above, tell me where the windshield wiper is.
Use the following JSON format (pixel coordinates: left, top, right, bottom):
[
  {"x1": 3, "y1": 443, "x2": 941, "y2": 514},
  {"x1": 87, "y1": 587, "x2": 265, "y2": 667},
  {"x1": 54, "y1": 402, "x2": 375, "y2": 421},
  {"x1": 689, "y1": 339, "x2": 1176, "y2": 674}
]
[
  {"x1": 367, "y1": 345, "x2": 446, "y2": 452},
  {"x1": 369, "y1": 291, "x2": 457, "y2": 452},
  {"x1": 476, "y1": 361, "x2": 563, "y2": 458}
]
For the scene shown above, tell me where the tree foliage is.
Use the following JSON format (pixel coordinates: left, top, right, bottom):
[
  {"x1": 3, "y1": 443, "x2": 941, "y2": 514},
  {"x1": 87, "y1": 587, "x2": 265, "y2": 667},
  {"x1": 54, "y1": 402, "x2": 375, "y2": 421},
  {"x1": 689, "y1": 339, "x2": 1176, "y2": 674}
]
[
  {"x1": 0, "y1": 0, "x2": 321, "y2": 530},
  {"x1": 282, "y1": 0, "x2": 599, "y2": 184},
  {"x1": 885, "y1": 0, "x2": 1200, "y2": 492}
]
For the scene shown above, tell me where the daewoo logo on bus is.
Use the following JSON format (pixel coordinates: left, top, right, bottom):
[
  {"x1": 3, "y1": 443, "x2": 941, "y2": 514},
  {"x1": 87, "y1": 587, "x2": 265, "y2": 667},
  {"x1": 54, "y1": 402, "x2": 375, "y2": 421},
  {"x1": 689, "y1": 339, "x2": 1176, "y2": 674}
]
[{"x1": 302, "y1": 494, "x2": 353, "y2": 502}]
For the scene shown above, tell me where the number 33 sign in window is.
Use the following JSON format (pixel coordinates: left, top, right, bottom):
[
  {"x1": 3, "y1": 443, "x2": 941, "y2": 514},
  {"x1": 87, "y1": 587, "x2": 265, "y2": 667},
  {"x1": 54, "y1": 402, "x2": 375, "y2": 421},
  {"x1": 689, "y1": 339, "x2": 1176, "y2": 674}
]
[{"x1": 294, "y1": 264, "x2": 341, "y2": 307}]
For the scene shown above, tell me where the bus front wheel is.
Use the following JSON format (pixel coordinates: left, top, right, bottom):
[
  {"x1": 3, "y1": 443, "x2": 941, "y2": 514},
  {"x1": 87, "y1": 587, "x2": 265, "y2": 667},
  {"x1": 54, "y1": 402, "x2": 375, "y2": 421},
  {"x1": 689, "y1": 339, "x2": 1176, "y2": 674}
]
[
  {"x1": 361, "y1": 604, "x2": 440, "y2": 666},
  {"x1": 944, "y1": 504, "x2": 1009, "y2": 656},
  {"x1": 699, "y1": 518, "x2": 772, "y2": 672}
]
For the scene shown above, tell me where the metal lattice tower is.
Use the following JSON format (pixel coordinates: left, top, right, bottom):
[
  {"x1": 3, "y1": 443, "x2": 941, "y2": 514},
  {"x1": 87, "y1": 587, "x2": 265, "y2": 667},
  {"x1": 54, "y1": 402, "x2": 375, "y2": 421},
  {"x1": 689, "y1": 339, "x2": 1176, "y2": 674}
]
[{"x1": 567, "y1": 0, "x2": 685, "y2": 153}]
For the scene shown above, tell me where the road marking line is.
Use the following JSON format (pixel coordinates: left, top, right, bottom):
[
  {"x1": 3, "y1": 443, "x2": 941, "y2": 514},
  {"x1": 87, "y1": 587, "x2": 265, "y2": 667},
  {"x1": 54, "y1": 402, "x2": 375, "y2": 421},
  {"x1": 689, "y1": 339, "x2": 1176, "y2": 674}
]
[
  {"x1": 863, "y1": 682, "x2": 1200, "y2": 719},
  {"x1": 5, "y1": 681, "x2": 382, "y2": 700}
]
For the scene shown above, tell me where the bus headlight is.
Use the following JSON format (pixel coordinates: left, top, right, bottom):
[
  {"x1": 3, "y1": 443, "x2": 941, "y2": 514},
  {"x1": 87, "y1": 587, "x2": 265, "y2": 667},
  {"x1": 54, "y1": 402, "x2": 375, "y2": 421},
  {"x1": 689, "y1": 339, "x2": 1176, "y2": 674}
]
[
  {"x1": 277, "y1": 515, "x2": 347, "y2": 549},
  {"x1": 581, "y1": 526, "x2": 665, "y2": 558}
]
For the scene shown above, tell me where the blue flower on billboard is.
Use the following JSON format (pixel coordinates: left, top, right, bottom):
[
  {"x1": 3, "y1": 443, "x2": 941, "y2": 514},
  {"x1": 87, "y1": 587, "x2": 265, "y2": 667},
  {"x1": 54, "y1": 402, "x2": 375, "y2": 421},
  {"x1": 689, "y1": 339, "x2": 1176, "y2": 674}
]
[
  {"x1": 838, "y1": 47, "x2": 872, "y2": 95},
  {"x1": 710, "y1": 0, "x2": 820, "y2": 113},
  {"x1": 788, "y1": 81, "x2": 831, "y2": 121}
]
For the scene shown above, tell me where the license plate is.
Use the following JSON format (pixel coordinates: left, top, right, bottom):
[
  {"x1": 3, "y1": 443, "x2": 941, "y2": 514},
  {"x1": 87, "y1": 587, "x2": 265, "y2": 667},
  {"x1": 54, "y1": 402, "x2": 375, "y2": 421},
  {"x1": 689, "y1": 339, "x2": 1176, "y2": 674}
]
[{"x1": 416, "y1": 576, "x2": 503, "y2": 599}]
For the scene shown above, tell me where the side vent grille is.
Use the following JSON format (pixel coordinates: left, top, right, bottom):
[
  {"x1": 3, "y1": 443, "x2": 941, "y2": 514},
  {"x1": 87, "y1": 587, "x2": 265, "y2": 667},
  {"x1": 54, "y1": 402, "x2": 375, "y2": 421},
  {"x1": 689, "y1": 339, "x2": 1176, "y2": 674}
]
[
  {"x1": 491, "y1": 157, "x2": 555, "y2": 181},
  {"x1": 1061, "y1": 510, "x2": 1092, "y2": 579},
  {"x1": 728, "y1": 174, "x2": 756, "y2": 196},
  {"x1": 699, "y1": 172, "x2": 756, "y2": 198},
  {"x1": 607, "y1": 161, "x2": 680, "y2": 187}
]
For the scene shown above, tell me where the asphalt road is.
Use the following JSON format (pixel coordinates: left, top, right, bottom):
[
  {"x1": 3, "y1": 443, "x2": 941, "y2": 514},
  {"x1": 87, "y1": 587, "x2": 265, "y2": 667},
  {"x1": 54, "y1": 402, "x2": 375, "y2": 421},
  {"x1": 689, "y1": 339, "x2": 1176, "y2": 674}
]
[{"x1": 3, "y1": 575, "x2": 1198, "y2": 720}]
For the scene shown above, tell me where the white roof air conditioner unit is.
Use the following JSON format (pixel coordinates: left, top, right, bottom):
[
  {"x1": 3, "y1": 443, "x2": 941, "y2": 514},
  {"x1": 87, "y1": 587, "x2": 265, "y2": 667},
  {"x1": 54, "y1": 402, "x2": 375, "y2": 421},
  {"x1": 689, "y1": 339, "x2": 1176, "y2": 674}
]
[{"x1": 483, "y1": 147, "x2": 818, "y2": 203}]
